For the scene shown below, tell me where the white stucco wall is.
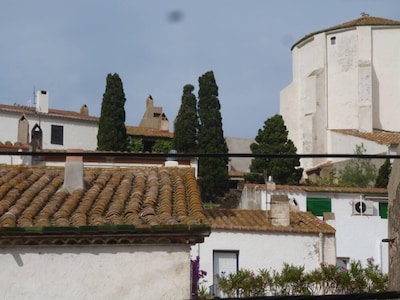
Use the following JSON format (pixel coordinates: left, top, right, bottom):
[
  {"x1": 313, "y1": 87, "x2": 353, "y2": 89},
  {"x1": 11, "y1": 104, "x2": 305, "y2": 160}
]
[
  {"x1": 192, "y1": 230, "x2": 335, "y2": 292},
  {"x1": 0, "y1": 244, "x2": 191, "y2": 300},
  {"x1": 265, "y1": 189, "x2": 388, "y2": 273},
  {"x1": 281, "y1": 23, "x2": 400, "y2": 172},
  {"x1": 372, "y1": 27, "x2": 400, "y2": 131},
  {"x1": 0, "y1": 110, "x2": 98, "y2": 150}
]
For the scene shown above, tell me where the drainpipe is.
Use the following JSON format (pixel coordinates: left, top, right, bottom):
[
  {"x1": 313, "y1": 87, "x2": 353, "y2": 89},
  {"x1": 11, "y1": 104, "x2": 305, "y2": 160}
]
[{"x1": 319, "y1": 232, "x2": 325, "y2": 264}]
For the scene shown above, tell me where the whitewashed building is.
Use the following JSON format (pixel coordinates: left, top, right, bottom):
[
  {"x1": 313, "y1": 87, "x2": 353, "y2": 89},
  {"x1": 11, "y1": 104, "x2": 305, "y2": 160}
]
[
  {"x1": 240, "y1": 182, "x2": 389, "y2": 273},
  {"x1": 0, "y1": 161, "x2": 210, "y2": 299},
  {"x1": 191, "y1": 199, "x2": 336, "y2": 297},
  {"x1": 280, "y1": 15, "x2": 400, "y2": 174},
  {"x1": 0, "y1": 90, "x2": 98, "y2": 151}
]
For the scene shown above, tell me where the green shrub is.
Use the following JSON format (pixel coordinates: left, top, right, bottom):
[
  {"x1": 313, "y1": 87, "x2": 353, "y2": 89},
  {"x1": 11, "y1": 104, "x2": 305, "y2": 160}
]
[{"x1": 217, "y1": 258, "x2": 387, "y2": 297}]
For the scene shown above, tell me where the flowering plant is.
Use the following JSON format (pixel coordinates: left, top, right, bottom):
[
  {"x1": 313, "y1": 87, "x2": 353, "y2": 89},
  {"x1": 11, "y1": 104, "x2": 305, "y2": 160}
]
[{"x1": 191, "y1": 256, "x2": 207, "y2": 298}]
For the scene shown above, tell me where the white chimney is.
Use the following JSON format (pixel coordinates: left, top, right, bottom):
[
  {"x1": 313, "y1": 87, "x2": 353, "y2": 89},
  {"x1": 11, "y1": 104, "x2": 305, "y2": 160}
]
[
  {"x1": 63, "y1": 149, "x2": 84, "y2": 193},
  {"x1": 36, "y1": 90, "x2": 49, "y2": 113},
  {"x1": 269, "y1": 195, "x2": 290, "y2": 226},
  {"x1": 165, "y1": 149, "x2": 179, "y2": 167},
  {"x1": 266, "y1": 176, "x2": 276, "y2": 191}
]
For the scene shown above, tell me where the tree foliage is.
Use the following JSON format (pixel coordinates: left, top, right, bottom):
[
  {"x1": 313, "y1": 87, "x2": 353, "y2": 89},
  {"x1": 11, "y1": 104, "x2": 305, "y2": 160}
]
[
  {"x1": 126, "y1": 137, "x2": 144, "y2": 153},
  {"x1": 339, "y1": 143, "x2": 377, "y2": 187},
  {"x1": 246, "y1": 114, "x2": 302, "y2": 184},
  {"x1": 97, "y1": 73, "x2": 127, "y2": 151},
  {"x1": 152, "y1": 139, "x2": 173, "y2": 153},
  {"x1": 173, "y1": 84, "x2": 199, "y2": 153},
  {"x1": 197, "y1": 71, "x2": 229, "y2": 202},
  {"x1": 375, "y1": 158, "x2": 392, "y2": 188}
]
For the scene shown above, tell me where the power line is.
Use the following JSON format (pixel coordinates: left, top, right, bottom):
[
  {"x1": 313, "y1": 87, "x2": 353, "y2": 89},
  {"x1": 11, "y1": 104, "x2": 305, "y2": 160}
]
[{"x1": 0, "y1": 151, "x2": 397, "y2": 159}]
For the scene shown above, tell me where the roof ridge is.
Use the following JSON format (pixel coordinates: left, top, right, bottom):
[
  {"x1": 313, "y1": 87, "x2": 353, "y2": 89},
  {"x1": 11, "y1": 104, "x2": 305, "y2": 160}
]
[{"x1": 292, "y1": 15, "x2": 400, "y2": 50}]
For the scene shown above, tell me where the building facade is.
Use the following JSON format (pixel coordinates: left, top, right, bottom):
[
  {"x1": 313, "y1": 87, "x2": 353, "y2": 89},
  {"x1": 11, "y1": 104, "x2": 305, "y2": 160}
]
[
  {"x1": 192, "y1": 204, "x2": 336, "y2": 297},
  {"x1": 281, "y1": 15, "x2": 400, "y2": 173},
  {"x1": 241, "y1": 183, "x2": 389, "y2": 273}
]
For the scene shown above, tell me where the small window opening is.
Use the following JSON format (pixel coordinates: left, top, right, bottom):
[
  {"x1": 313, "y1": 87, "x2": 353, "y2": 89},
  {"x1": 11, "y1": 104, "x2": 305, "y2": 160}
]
[{"x1": 330, "y1": 37, "x2": 336, "y2": 45}]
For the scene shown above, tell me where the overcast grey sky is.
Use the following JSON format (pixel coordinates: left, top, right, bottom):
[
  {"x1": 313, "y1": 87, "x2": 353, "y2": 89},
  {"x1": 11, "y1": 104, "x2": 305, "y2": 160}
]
[{"x1": 1, "y1": 1, "x2": 399, "y2": 138}]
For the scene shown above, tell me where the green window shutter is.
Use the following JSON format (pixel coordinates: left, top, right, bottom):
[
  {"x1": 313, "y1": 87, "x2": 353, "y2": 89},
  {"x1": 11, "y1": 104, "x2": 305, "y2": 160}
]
[
  {"x1": 379, "y1": 202, "x2": 388, "y2": 219},
  {"x1": 306, "y1": 197, "x2": 331, "y2": 216}
]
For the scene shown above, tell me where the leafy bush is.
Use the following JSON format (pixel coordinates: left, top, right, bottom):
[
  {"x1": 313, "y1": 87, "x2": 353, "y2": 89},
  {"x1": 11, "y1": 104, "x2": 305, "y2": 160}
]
[
  {"x1": 218, "y1": 269, "x2": 271, "y2": 298},
  {"x1": 217, "y1": 259, "x2": 387, "y2": 297}
]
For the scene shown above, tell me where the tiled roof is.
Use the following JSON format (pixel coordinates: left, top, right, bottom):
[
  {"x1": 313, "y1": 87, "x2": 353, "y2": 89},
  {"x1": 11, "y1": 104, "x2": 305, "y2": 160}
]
[
  {"x1": 126, "y1": 126, "x2": 173, "y2": 138},
  {"x1": 0, "y1": 165, "x2": 210, "y2": 245},
  {"x1": 244, "y1": 183, "x2": 387, "y2": 195},
  {"x1": 0, "y1": 104, "x2": 98, "y2": 122},
  {"x1": 332, "y1": 129, "x2": 400, "y2": 145},
  {"x1": 205, "y1": 208, "x2": 335, "y2": 234},
  {"x1": 292, "y1": 15, "x2": 400, "y2": 50}
]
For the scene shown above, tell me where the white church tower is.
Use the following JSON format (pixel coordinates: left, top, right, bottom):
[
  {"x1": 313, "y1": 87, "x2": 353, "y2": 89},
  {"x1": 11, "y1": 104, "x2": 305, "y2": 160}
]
[{"x1": 281, "y1": 14, "x2": 400, "y2": 175}]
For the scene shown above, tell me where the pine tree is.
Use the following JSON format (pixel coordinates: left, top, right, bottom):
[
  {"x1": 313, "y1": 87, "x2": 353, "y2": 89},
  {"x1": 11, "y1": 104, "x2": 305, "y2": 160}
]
[
  {"x1": 197, "y1": 71, "x2": 229, "y2": 202},
  {"x1": 246, "y1": 114, "x2": 303, "y2": 184},
  {"x1": 97, "y1": 73, "x2": 127, "y2": 151},
  {"x1": 173, "y1": 84, "x2": 199, "y2": 153},
  {"x1": 375, "y1": 158, "x2": 392, "y2": 188},
  {"x1": 339, "y1": 143, "x2": 377, "y2": 187}
]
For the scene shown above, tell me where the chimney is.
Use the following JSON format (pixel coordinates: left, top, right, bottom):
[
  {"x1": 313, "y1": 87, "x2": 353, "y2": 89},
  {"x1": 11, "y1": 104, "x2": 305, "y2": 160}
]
[
  {"x1": 164, "y1": 149, "x2": 179, "y2": 167},
  {"x1": 36, "y1": 90, "x2": 49, "y2": 113},
  {"x1": 266, "y1": 176, "x2": 276, "y2": 191},
  {"x1": 269, "y1": 195, "x2": 290, "y2": 226},
  {"x1": 80, "y1": 104, "x2": 89, "y2": 116},
  {"x1": 63, "y1": 149, "x2": 84, "y2": 193}
]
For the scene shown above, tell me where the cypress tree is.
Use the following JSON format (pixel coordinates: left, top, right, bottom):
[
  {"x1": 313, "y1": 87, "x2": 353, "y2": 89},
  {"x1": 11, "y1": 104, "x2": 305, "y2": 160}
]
[
  {"x1": 197, "y1": 71, "x2": 229, "y2": 202},
  {"x1": 375, "y1": 158, "x2": 392, "y2": 188},
  {"x1": 246, "y1": 114, "x2": 303, "y2": 184},
  {"x1": 97, "y1": 73, "x2": 127, "y2": 151},
  {"x1": 173, "y1": 84, "x2": 199, "y2": 153}
]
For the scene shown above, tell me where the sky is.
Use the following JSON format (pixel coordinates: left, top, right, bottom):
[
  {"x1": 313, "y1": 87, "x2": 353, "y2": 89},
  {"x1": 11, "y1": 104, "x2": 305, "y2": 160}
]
[{"x1": 1, "y1": 1, "x2": 399, "y2": 139}]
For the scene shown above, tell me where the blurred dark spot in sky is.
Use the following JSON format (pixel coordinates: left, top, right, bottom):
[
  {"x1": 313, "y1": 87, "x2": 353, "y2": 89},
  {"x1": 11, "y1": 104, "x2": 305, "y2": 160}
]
[{"x1": 167, "y1": 10, "x2": 184, "y2": 23}]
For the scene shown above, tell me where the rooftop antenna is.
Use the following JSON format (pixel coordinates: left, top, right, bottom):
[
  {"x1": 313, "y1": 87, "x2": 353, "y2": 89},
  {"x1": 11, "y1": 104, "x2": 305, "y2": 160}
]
[
  {"x1": 32, "y1": 86, "x2": 42, "y2": 126},
  {"x1": 33, "y1": 86, "x2": 36, "y2": 105}
]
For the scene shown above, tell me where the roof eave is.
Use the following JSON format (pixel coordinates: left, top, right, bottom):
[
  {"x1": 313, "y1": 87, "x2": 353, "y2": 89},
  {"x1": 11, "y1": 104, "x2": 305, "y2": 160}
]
[{"x1": 0, "y1": 224, "x2": 211, "y2": 246}]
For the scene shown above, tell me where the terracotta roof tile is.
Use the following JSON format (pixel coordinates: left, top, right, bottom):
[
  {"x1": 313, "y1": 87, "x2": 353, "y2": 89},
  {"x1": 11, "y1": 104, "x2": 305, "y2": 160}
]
[
  {"x1": 332, "y1": 129, "x2": 400, "y2": 145},
  {"x1": 126, "y1": 126, "x2": 173, "y2": 138},
  {"x1": 244, "y1": 183, "x2": 387, "y2": 195},
  {"x1": 0, "y1": 165, "x2": 210, "y2": 245},
  {"x1": 205, "y1": 208, "x2": 335, "y2": 234},
  {"x1": 0, "y1": 104, "x2": 98, "y2": 122},
  {"x1": 292, "y1": 15, "x2": 400, "y2": 50}
]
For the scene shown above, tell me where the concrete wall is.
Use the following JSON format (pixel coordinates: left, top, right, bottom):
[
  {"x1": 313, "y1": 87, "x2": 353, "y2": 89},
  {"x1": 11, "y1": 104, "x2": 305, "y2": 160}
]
[
  {"x1": 373, "y1": 28, "x2": 400, "y2": 131},
  {"x1": 281, "y1": 24, "x2": 400, "y2": 172},
  {"x1": 265, "y1": 189, "x2": 389, "y2": 273},
  {"x1": 0, "y1": 244, "x2": 191, "y2": 300},
  {"x1": 192, "y1": 230, "x2": 335, "y2": 292},
  {"x1": 0, "y1": 110, "x2": 98, "y2": 150}
]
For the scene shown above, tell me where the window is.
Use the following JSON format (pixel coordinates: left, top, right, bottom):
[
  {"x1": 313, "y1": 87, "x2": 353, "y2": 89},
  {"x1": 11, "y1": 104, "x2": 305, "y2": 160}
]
[
  {"x1": 306, "y1": 197, "x2": 331, "y2": 216},
  {"x1": 213, "y1": 251, "x2": 239, "y2": 297},
  {"x1": 336, "y1": 257, "x2": 349, "y2": 270},
  {"x1": 330, "y1": 36, "x2": 336, "y2": 45},
  {"x1": 379, "y1": 202, "x2": 388, "y2": 219},
  {"x1": 51, "y1": 125, "x2": 64, "y2": 145}
]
